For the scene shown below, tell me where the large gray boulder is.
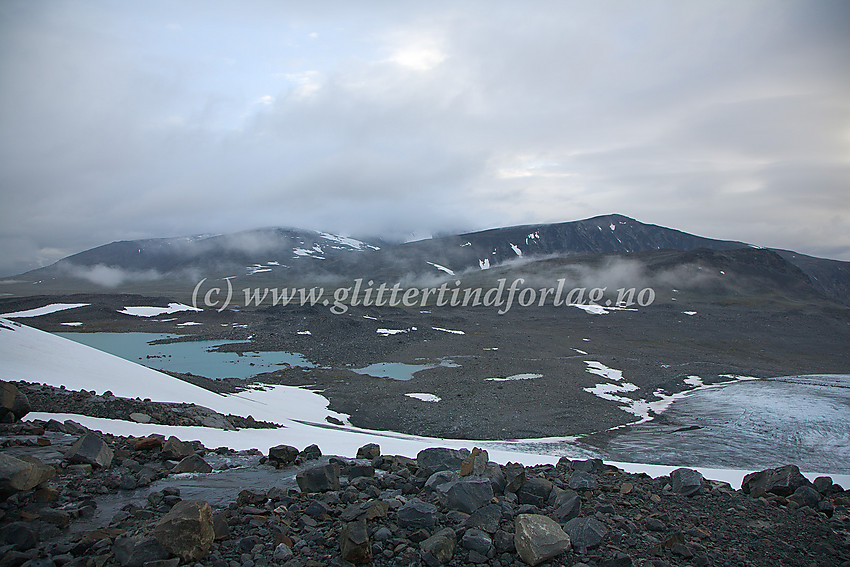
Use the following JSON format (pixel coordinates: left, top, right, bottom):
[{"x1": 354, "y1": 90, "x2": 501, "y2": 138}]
[
  {"x1": 741, "y1": 464, "x2": 811, "y2": 497},
  {"x1": 0, "y1": 381, "x2": 30, "y2": 422},
  {"x1": 161, "y1": 436, "x2": 195, "y2": 461},
  {"x1": 0, "y1": 454, "x2": 54, "y2": 495},
  {"x1": 417, "y1": 447, "x2": 470, "y2": 475},
  {"x1": 438, "y1": 476, "x2": 494, "y2": 513},
  {"x1": 113, "y1": 535, "x2": 170, "y2": 567},
  {"x1": 563, "y1": 517, "x2": 607, "y2": 551},
  {"x1": 296, "y1": 463, "x2": 340, "y2": 492},
  {"x1": 398, "y1": 498, "x2": 438, "y2": 529},
  {"x1": 64, "y1": 433, "x2": 113, "y2": 468},
  {"x1": 514, "y1": 514, "x2": 571, "y2": 566},
  {"x1": 152, "y1": 500, "x2": 215, "y2": 561},
  {"x1": 516, "y1": 476, "x2": 553, "y2": 507},
  {"x1": 268, "y1": 444, "x2": 299, "y2": 467},
  {"x1": 670, "y1": 468, "x2": 704, "y2": 496},
  {"x1": 172, "y1": 454, "x2": 212, "y2": 474}
]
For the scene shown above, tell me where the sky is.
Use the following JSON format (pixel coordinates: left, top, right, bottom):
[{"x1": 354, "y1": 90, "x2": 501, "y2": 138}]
[{"x1": 1, "y1": 0, "x2": 849, "y2": 276}]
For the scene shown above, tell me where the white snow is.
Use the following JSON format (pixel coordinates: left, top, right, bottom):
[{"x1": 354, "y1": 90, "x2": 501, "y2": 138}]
[
  {"x1": 570, "y1": 303, "x2": 608, "y2": 315},
  {"x1": 60, "y1": 322, "x2": 83, "y2": 327},
  {"x1": 584, "y1": 361, "x2": 624, "y2": 381},
  {"x1": 509, "y1": 243, "x2": 522, "y2": 257},
  {"x1": 0, "y1": 303, "x2": 89, "y2": 318},
  {"x1": 432, "y1": 327, "x2": 464, "y2": 335},
  {"x1": 176, "y1": 322, "x2": 203, "y2": 327},
  {"x1": 377, "y1": 327, "x2": 415, "y2": 336},
  {"x1": 460, "y1": 242, "x2": 471, "y2": 247},
  {"x1": 573, "y1": 348, "x2": 587, "y2": 355},
  {"x1": 362, "y1": 316, "x2": 378, "y2": 321},
  {"x1": 478, "y1": 258, "x2": 490, "y2": 270},
  {"x1": 405, "y1": 393, "x2": 441, "y2": 402},
  {"x1": 682, "y1": 311, "x2": 697, "y2": 316},
  {"x1": 297, "y1": 330, "x2": 312, "y2": 335},
  {"x1": 610, "y1": 223, "x2": 616, "y2": 231},
  {"x1": 119, "y1": 303, "x2": 202, "y2": 317},
  {"x1": 292, "y1": 248, "x2": 325, "y2": 259},
  {"x1": 426, "y1": 262, "x2": 455, "y2": 275},
  {"x1": 483, "y1": 347, "x2": 498, "y2": 351},
  {"x1": 684, "y1": 375, "x2": 704, "y2": 387},
  {"x1": 486, "y1": 373, "x2": 542, "y2": 382},
  {"x1": 317, "y1": 232, "x2": 379, "y2": 251}
]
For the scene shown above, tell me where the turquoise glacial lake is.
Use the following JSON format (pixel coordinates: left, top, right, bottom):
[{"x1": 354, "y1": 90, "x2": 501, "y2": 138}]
[{"x1": 56, "y1": 332, "x2": 314, "y2": 379}]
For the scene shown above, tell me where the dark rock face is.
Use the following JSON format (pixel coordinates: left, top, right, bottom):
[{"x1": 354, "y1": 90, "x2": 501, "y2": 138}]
[
  {"x1": 113, "y1": 535, "x2": 170, "y2": 567},
  {"x1": 742, "y1": 465, "x2": 812, "y2": 497},
  {"x1": 64, "y1": 433, "x2": 113, "y2": 468},
  {"x1": 438, "y1": 476, "x2": 494, "y2": 514},
  {"x1": 564, "y1": 516, "x2": 608, "y2": 551},
  {"x1": 416, "y1": 447, "x2": 470, "y2": 475},
  {"x1": 160, "y1": 436, "x2": 194, "y2": 461},
  {"x1": 339, "y1": 519, "x2": 371, "y2": 564},
  {"x1": 356, "y1": 443, "x2": 380, "y2": 460},
  {"x1": 419, "y1": 527, "x2": 456, "y2": 566},
  {"x1": 268, "y1": 444, "x2": 299, "y2": 467},
  {"x1": 0, "y1": 381, "x2": 31, "y2": 422},
  {"x1": 670, "y1": 468, "x2": 704, "y2": 496},
  {"x1": 398, "y1": 498, "x2": 438, "y2": 529},
  {"x1": 152, "y1": 500, "x2": 215, "y2": 561},
  {"x1": 171, "y1": 454, "x2": 212, "y2": 474},
  {"x1": 296, "y1": 463, "x2": 340, "y2": 492}
]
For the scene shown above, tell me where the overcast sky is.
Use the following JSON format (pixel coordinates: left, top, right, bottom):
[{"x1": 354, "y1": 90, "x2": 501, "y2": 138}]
[{"x1": 1, "y1": 1, "x2": 848, "y2": 276}]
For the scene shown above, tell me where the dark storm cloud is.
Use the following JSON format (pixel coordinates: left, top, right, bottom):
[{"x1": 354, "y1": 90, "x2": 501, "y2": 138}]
[{"x1": 1, "y1": 0, "x2": 848, "y2": 276}]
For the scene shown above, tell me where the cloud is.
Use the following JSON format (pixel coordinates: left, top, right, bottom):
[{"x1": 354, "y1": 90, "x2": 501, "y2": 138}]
[{"x1": 0, "y1": 1, "x2": 849, "y2": 277}]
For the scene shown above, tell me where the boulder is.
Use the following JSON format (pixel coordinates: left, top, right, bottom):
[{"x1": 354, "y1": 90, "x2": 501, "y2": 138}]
[
  {"x1": 161, "y1": 436, "x2": 194, "y2": 461},
  {"x1": 516, "y1": 476, "x2": 553, "y2": 507},
  {"x1": 417, "y1": 447, "x2": 470, "y2": 475},
  {"x1": 570, "y1": 458, "x2": 604, "y2": 473},
  {"x1": 129, "y1": 412, "x2": 151, "y2": 424},
  {"x1": 0, "y1": 454, "x2": 54, "y2": 495},
  {"x1": 296, "y1": 463, "x2": 340, "y2": 492},
  {"x1": 503, "y1": 464, "x2": 526, "y2": 493},
  {"x1": 419, "y1": 527, "x2": 456, "y2": 566},
  {"x1": 564, "y1": 517, "x2": 608, "y2": 551},
  {"x1": 398, "y1": 498, "x2": 438, "y2": 529},
  {"x1": 339, "y1": 519, "x2": 371, "y2": 564},
  {"x1": 0, "y1": 381, "x2": 30, "y2": 422},
  {"x1": 172, "y1": 454, "x2": 212, "y2": 474},
  {"x1": 462, "y1": 528, "x2": 494, "y2": 556},
  {"x1": 514, "y1": 514, "x2": 571, "y2": 566},
  {"x1": 134, "y1": 436, "x2": 163, "y2": 451},
  {"x1": 568, "y1": 471, "x2": 597, "y2": 490},
  {"x1": 741, "y1": 465, "x2": 811, "y2": 497},
  {"x1": 466, "y1": 503, "x2": 502, "y2": 534},
  {"x1": 439, "y1": 476, "x2": 494, "y2": 513},
  {"x1": 65, "y1": 433, "x2": 113, "y2": 468},
  {"x1": 670, "y1": 468, "x2": 704, "y2": 496},
  {"x1": 552, "y1": 492, "x2": 581, "y2": 521},
  {"x1": 789, "y1": 485, "x2": 822, "y2": 509},
  {"x1": 298, "y1": 444, "x2": 322, "y2": 461},
  {"x1": 268, "y1": 444, "x2": 299, "y2": 467},
  {"x1": 356, "y1": 443, "x2": 381, "y2": 460},
  {"x1": 484, "y1": 462, "x2": 507, "y2": 493},
  {"x1": 113, "y1": 535, "x2": 170, "y2": 567},
  {"x1": 152, "y1": 500, "x2": 215, "y2": 561}
]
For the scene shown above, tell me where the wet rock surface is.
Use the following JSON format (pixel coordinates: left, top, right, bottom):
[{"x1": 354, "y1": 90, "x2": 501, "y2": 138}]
[{"x1": 0, "y1": 423, "x2": 849, "y2": 567}]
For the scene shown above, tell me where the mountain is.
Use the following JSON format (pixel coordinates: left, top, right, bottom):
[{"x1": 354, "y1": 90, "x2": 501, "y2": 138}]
[{"x1": 2, "y1": 214, "x2": 848, "y2": 305}]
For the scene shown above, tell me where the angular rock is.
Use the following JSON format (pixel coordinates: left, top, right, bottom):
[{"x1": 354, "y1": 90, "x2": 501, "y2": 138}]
[
  {"x1": 460, "y1": 447, "x2": 489, "y2": 477},
  {"x1": 514, "y1": 514, "x2": 571, "y2": 566},
  {"x1": 0, "y1": 381, "x2": 30, "y2": 422},
  {"x1": 564, "y1": 517, "x2": 608, "y2": 551},
  {"x1": 568, "y1": 471, "x2": 597, "y2": 490},
  {"x1": 0, "y1": 521, "x2": 38, "y2": 551},
  {"x1": 134, "y1": 436, "x2": 163, "y2": 451},
  {"x1": 0, "y1": 454, "x2": 53, "y2": 494},
  {"x1": 741, "y1": 465, "x2": 811, "y2": 497},
  {"x1": 813, "y1": 476, "x2": 834, "y2": 495},
  {"x1": 419, "y1": 527, "x2": 456, "y2": 566},
  {"x1": 517, "y1": 476, "x2": 553, "y2": 507},
  {"x1": 503, "y1": 464, "x2": 526, "y2": 493},
  {"x1": 64, "y1": 433, "x2": 113, "y2": 468},
  {"x1": 670, "y1": 468, "x2": 704, "y2": 496},
  {"x1": 552, "y1": 492, "x2": 581, "y2": 521},
  {"x1": 298, "y1": 443, "x2": 322, "y2": 461},
  {"x1": 789, "y1": 485, "x2": 822, "y2": 509},
  {"x1": 417, "y1": 447, "x2": 470, "y2": 475},
  {"x1": 161, "y1": 436, "x2": 195, "y2": 461},
  {"x1": 152, "y1": 500, "x2": 215, "y2": 561},
  {"x1": 484, "y1": 462, "x2": 507, "y2": 493},
  {"x1": 439, "y1": 476, "x2": 494, "y2": 513},
  {"x1": 462, "y1": 528, "x2": 493, "y2": 555},
  {"x1": 172, "y1": 454, "x2": 212, "y2": 474},
  {"x1": 274, "y1": 543, "x2": 294, "y2": 561},
  {"x1": 340, "y1": 519, "x2": 371, "y2": 564},
  {"x1": 356, "y1": 443, "x2": 381, "y2": 460},
  {"x1": 296, "y1": 463, "x2": 340, "y2": 492},
  {"x1": 268, "y1": 444, "x2": 299, "y2": 467},
  {"x1": 466, "y1": 503, "x2": 502, "y2": 534},
  {"x1": 112, "y1": 535, "x2": 170, "y2": 567},
  {"x1": 398, "y1": 498, "x2": 438, "y2": 529},
  {"x1": 571, "y1": 458, "x2": 604, "y2": 473}
]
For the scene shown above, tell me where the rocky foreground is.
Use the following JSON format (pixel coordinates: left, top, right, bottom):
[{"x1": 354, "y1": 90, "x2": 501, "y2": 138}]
[{"x1": 1, "y1": 382, "x2": 850, "y2": 567}]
